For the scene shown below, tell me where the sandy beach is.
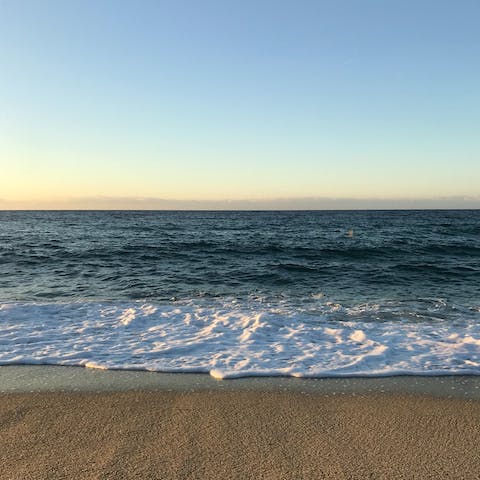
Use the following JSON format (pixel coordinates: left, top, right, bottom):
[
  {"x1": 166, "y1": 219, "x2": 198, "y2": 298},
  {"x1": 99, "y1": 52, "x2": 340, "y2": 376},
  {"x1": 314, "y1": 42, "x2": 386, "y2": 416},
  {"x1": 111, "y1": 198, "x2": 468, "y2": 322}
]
[{"x1": 1, "y1": 389, "x2": 480, "y2": 479}]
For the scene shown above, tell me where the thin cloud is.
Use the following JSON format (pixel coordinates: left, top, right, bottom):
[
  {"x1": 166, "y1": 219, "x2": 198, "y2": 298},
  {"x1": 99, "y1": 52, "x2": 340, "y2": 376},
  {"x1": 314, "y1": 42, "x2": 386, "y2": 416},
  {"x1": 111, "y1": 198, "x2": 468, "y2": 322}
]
[{"x1": 1, "y1": 196, "x2": 479, "y2": 210}]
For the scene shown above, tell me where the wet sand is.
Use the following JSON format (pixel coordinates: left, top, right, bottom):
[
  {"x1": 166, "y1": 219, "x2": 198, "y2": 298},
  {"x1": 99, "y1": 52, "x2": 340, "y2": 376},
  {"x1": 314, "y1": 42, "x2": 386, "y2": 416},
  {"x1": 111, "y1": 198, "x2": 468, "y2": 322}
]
[{"x1": 1, "y1": 390, "x2": 480, "y2": 479}]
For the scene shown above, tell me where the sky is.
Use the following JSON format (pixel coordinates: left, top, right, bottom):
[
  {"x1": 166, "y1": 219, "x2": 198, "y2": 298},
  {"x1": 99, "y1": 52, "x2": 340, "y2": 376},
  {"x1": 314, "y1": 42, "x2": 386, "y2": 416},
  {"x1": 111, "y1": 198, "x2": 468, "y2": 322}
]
[{"x1": 1, "y1": 0, "x2": 479, "y2": 209}]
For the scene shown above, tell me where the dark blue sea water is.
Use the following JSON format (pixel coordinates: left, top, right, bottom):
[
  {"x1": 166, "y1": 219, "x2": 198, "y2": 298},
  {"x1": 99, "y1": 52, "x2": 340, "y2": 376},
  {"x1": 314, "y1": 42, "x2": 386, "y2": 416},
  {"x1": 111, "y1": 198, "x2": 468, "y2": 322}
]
[
  {"x1": 1, "y1": 210, "x2": 479, "y2": 303},
  {"x1": 0, "y1": 210, "x2": 479, "y2": 378}
]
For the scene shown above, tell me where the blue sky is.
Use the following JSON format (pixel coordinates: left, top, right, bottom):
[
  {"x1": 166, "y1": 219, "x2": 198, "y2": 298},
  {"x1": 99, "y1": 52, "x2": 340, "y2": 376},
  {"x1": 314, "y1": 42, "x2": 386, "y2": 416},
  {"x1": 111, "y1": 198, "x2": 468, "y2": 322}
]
[{"x1": 1, "y1": 0, "x2": 479, "y2": 208}]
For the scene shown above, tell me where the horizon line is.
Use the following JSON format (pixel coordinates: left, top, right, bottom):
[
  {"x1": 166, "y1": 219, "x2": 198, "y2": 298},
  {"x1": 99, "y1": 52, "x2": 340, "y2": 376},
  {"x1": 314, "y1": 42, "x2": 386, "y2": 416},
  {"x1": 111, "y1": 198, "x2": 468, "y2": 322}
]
[{"x1": 1, "y1": 208, "x2": 480, "y2": 212}]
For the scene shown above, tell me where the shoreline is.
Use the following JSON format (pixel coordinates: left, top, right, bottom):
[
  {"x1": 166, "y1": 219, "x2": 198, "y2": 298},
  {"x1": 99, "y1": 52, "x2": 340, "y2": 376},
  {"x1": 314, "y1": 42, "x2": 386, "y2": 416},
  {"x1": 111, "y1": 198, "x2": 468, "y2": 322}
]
[{"x1": 1, "y1": 365, "x2": 480, "y2": 399}]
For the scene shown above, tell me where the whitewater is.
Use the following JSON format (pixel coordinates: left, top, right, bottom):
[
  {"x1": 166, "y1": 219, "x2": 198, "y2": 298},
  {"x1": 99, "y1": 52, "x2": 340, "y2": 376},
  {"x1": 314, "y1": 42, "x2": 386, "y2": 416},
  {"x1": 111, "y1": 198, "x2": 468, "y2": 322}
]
[{"x1": 1, "y1": 297, "x2": 479, "y2": 379}]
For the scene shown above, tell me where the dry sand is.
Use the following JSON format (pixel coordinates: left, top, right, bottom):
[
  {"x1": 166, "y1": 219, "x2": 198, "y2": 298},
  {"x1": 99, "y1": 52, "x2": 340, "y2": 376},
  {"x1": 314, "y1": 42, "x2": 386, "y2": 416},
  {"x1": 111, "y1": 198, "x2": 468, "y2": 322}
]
[{"x1": 1, "y1": 391, "x2": 480, "y2": 479}]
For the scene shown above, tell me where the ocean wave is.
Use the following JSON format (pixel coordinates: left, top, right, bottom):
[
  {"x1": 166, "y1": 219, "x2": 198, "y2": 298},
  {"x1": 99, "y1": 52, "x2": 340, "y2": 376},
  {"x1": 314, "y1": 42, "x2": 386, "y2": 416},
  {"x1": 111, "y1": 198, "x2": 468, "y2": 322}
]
[{"x1": 0, "y1": 298, "x2": 479, "y2": 379}]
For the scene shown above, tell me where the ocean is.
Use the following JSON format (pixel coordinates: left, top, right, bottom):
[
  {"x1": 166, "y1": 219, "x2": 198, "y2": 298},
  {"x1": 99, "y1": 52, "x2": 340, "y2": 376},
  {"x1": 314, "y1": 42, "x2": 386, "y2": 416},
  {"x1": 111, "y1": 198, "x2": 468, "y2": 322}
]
[{"x1": 0, "y1": 210, "x2": 479, "y2": 378}]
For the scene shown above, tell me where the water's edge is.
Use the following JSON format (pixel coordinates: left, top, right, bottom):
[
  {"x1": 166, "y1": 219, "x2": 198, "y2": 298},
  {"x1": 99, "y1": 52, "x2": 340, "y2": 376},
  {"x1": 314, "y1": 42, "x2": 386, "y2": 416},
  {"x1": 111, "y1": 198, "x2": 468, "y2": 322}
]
[{"x1": 2, "y1": 365, "x2": 480, "y2": 399}]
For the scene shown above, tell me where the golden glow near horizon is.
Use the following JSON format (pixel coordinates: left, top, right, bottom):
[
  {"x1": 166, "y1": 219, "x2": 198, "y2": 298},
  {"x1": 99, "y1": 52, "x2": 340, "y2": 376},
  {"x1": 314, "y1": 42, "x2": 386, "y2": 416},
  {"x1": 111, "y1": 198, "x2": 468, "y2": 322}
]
[
  {"x1": 2, "y1": 153, "x2": 480, "y2": 208},
  {"x1": 2, "y1": 144, "x2": 479, "y2": 207}
]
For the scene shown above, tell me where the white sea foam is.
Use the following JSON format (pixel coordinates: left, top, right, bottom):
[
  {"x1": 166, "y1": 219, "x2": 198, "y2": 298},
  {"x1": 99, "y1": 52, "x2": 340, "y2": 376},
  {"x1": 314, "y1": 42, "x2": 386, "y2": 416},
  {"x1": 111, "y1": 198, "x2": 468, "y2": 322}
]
[{"x1": 0, "y1": 299, "x2": 479, "y2": 379}]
